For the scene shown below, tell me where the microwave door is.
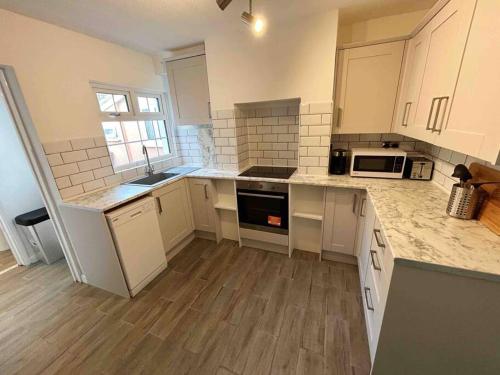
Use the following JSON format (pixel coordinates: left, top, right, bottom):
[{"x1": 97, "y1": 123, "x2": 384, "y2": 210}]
[{"x1": 354, "y1": 156, "x2": 396, "y2": 173}]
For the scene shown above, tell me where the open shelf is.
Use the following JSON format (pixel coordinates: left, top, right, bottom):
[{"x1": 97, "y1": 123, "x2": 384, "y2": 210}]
[
  {"x1": 214, "y1": 199, "x2": 237, "y2": 211},
  {"x1": 213, "y1": 180, "x2": 237, "y2": 211},
  {"x1": 292, "y1": 211, "x2": 323, "y2": 221},
  {"x1": 290, "y1": 185, "x2": 325, "y2": 218}
]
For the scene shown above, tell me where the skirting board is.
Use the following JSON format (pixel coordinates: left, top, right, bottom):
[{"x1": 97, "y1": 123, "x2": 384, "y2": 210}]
[
  {"x1": 321, "y1": 250, "x2": 357, "y2": 265},
  {"x1": 130, "y1": 261, "x2": 167, "y2": 297},
  {"x1": 166, "y1": 232, "x2": 196, "y2": 262},
  {"x1": 194, "y1": 230, "x2": 217, "y2": 241},
  {"x1": 241, "y1": 237, "x2": 288, "y2": 255}
]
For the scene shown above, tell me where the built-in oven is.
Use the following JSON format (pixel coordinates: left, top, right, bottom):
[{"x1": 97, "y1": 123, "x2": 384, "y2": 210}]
[
  {"x1": 236, "y1": 180, "x2": 288, "y2": 235},
  {"x1": 350, "y1": 148, "x2": 407, "y2": 179}
]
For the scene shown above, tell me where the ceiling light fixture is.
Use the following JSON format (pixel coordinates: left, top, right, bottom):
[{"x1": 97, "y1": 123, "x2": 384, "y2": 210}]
[{"x1": 241, "y1": 0, "x2": 266, "y2": 35}]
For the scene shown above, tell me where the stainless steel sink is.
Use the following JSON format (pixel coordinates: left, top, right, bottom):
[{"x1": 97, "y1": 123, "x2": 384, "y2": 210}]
[{"x1": 126, "y1": 172, "x2": 179, "y2": 186}]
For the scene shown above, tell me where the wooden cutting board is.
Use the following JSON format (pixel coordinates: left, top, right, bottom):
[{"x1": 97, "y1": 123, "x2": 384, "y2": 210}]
[{"x1": 469, "y1": 163, "x2": 500, "y2": 235}]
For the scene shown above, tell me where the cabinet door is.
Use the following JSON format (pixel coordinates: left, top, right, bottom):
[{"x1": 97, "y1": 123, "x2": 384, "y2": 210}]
[
  {"x1": 189, "y1": 178, "x2": 215, "y2": 233},
  {"x1": 393, "y1": 33, "x2": 429, "y2": 138},
  {"x1": 357, "y1": 195, "x2": 376, "y2": 285},
  {"x1": 166, "y1": 55, "x2": 211, "y2": 126},
  {"x1": 412, "y1": 0, "x2": 476, "y2": 142},
  {"x1": 323, "y1": 188, "x2": 360, "y2": 255},
  {"x1": 334, "y1": 41, "x2": 405, "y2": 134},
  {"x1": 437, "y1": 0, "x2": 500, "y2": 163},
  {"x1": 156, "y1": 180, "x2": 194, "y2": 252}
]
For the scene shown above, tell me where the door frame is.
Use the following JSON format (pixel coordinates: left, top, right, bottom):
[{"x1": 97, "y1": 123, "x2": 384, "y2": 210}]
[{"x1": 0, "y1": 65, "x2": 83, "y2": 281}]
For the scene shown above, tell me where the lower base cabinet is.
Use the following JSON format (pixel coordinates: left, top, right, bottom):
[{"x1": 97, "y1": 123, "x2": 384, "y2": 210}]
[
  {"x1": 358, "y1": 197, "x2": 500, "y2": 374},
  {"x1": 322, "y1": 188, "x2": 362, "y2": 256},
  {"x1": 188, "y1": 178, "x2": 216, "y2": 233},
  {"x1": 152, "y1": 179, "x2": 194, "y2": 253}
]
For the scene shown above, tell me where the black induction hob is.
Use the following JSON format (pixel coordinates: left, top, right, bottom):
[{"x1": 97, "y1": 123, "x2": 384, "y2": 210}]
[{"x1": 238, "y1": 166, "x2": 297, "y2": 179}]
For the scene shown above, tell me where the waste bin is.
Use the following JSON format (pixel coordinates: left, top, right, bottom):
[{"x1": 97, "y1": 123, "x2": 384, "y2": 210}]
[{"x1": 14, "y1": 207, "x2": 64, "y2": 264}]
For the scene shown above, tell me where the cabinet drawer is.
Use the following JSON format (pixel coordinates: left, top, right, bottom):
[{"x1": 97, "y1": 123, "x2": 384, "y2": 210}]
[
  {"x1": 368, "y1": 219, "x2": 394, "y2": 301},
  {"x1": 362, "y1": 261, "x2": 384, "y2": 361}
]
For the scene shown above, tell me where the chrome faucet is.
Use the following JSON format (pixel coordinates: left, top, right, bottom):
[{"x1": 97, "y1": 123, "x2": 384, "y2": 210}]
[{"x1": 142, "y1": 145, "x2": 154, "y2": 176}]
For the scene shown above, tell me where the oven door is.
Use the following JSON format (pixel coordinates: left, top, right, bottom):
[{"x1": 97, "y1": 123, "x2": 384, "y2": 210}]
[{"x1": 237, "y1": 189, "x2": 289, "y2": 234}]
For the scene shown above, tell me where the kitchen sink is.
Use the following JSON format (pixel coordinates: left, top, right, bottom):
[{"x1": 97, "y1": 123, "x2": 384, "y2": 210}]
[{"x1": 126, "y1": 172, "x2": 179, "y2": 186}]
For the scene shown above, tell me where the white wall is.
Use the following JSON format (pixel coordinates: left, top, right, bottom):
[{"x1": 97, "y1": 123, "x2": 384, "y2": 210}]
[
  {"x1": 338, "y1": 10, "x2": 428, "y2": 45},
  {"x1": 205, "y1": 10, "x2": 339, "y2": 110},
  {"x1": 0, "y1": 80, "x2": 45, "y2": 263},
  {"x1": 0, "y1": 9, "x2": 163, "y2": 143}
]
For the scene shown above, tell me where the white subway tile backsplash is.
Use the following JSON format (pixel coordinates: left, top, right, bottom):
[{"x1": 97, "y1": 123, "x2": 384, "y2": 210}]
[
  {"x1": 301, "y1": 137, "x2": 321, "y2": 147},
  {"x1": 83, "y1": 179, "x2": 105, "y2": 192},
  {"x1": 93, "y1": 166, "x2": 114, "y2": 179},
  {"x1": 87, "y1": 147, "x2": 108, "y2": 159},
  {"x1": 43, "y1": 140, "x2": 72, "y2": 154},
  {"x1": 99, "y1": 156, "x2": 112, "y2": 167},
  {"x1": 55, "y1": 176, "x2": 71, "y2": 189},
  {"x1": 46, "y1": 153, "x2": 64, "y2": 167},
  {"x1": 59, "y1": 185, "x2": 84, "y2": 199},
  {"x1": 61, "y1": 150, "x2": 88, "y2": 163},
  {"x1": 70, "y1": 171, "x2": 94, "y2": 185},
  {"x1": 70, "y1": 138, "x2": 95, "y2": 150},
  {"x1": 52, "y1": 163, "x2": 79, "y2": 178},
  {"x1": 77, "y1": 158, "x2": 101, "y2": 172}
]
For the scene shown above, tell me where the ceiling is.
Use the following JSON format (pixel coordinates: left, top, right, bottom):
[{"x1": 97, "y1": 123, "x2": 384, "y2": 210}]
[{"x1": 0, "y1": 0, "x2": 436, "y2": 54}]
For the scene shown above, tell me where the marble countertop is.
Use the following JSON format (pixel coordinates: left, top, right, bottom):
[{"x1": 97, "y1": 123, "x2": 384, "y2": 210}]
[{"x1": 62, "y1": 167, "x2": 500, "y2": 282}]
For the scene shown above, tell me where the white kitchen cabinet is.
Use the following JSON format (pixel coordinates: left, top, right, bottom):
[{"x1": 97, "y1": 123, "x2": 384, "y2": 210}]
[
  {"x1": 334, "y1": 41, "x2": 405, "y2": 134},
  {"x1": 188, "y1": 178, "x2": 216, "y2": 233},
  {"x1": 322, "y1": 188, "x2": 361, "y2": 256},
  {"x1": 152, "y1": 179, "x2": 194, "y2": 253},
  {"x1": 436, "y1": 0, "x2": 500, "y2": 163},
  {"x1": 410, "y1": 0, "x2": 476, "y2": 144},
  {"x1": 356, "y1": 193, "x2": 377, "y2": 286},
  {"x1": 166, "y1": 55, "x2": 211, "y2": 126},
  {"x1": 392, "y1": 33, "x2": 429, "y2": 137}
]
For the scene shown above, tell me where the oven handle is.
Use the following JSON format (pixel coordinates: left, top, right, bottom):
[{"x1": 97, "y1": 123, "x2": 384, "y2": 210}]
[{"x1": 237, "y1": 192, "x2": 285, "y2": 200}]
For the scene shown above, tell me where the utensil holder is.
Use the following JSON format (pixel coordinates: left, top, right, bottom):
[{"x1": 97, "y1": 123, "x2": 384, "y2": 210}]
[{"x1": 446, "y1": 184, "x2": 486, "y2": 219}]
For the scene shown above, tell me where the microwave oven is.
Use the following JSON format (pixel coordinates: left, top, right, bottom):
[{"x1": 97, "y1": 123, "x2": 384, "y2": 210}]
[{"x1": 350, "y1": 148, "x2": 407, "y2": 179}]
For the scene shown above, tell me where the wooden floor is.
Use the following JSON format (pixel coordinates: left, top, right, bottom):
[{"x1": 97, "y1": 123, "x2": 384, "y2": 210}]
[
  {"x1": 0, "y1": 249, "x2": 17, "y2": 273},
  {"x1": 0, "y1": 238, "x2": 370, "y2": 375}
]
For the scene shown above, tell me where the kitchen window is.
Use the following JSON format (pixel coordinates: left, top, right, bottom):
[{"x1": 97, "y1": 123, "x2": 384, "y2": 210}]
[{"x1": 94, "y1": 86, "x2": 174, "y2": 172}]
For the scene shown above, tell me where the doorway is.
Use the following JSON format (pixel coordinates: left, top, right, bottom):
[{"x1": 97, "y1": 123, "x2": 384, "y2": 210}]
[{"x1": 0, "y1": 66, "x2": 82, "y2": 280}]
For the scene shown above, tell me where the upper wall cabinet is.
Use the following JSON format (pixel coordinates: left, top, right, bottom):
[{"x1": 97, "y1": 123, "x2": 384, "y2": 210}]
[
  {"x1": 394, "y1": 0, "x2": 499, "y2": 163},
  {"x1": 166, "y1": 55, "x2": 211, "y2": 126},
  {"x1": 334, "y1": 41, "x2": 405, "y2": 134}
]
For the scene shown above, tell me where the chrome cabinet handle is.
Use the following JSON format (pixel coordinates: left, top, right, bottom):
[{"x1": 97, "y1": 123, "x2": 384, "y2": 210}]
[
  {"x1": 402, "y1": 102, "x2": 411, "y2": 127},
  {"x1": 237, "y1": 192, "x2": 285, "y2": 200},
  {"x1": 360, "y1": 198, "x2": 366, "y2": 217},
  {"x1": 336, "y1": 107, "x2": 342, "y2": 128},
  {"x1": 352, "y1": 193, "x2": 358, "y2": 214},
  {"x1": 373, "y1": 229, "x2": 385, "y2": 248},
  {"x1": 203, "y1": 184, "x2": 208, "y2": 199},
  {"x1": 364, "y1": 287, "x2": 375, "y2": 311},
  {"x1": 156, "y1": 197, "x2": 163, "y2": 215},
  {"x1": 432, "y1": 96, "x2": 449, "y2": 134},
  {"x1": 208, "y1": 101, "x2": 212, "y2": 119},
  {"x1": 370, "y1": 250, "x2": 382, "y2": 271},
  {"x1": 426, "y1": 97, "x2": 440, "y2": 130}
]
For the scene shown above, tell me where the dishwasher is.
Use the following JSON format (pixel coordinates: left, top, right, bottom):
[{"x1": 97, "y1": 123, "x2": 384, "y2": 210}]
[{"x1": 106, "y1": 196, "x2": 166, "y2": 297}]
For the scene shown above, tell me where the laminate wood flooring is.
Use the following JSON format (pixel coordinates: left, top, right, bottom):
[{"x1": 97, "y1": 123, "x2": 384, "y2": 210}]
[
  {"x1": 0, "y1": 249, "x2": 17, "y2": 273},
  {"x1": 0, "y1": 238, "x2": 371, "y2": 375}
]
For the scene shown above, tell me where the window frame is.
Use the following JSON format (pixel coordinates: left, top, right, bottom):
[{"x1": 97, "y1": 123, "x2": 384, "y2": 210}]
[{"x1": 92, "y1": 83, "x2": 177, "y2": 172}]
